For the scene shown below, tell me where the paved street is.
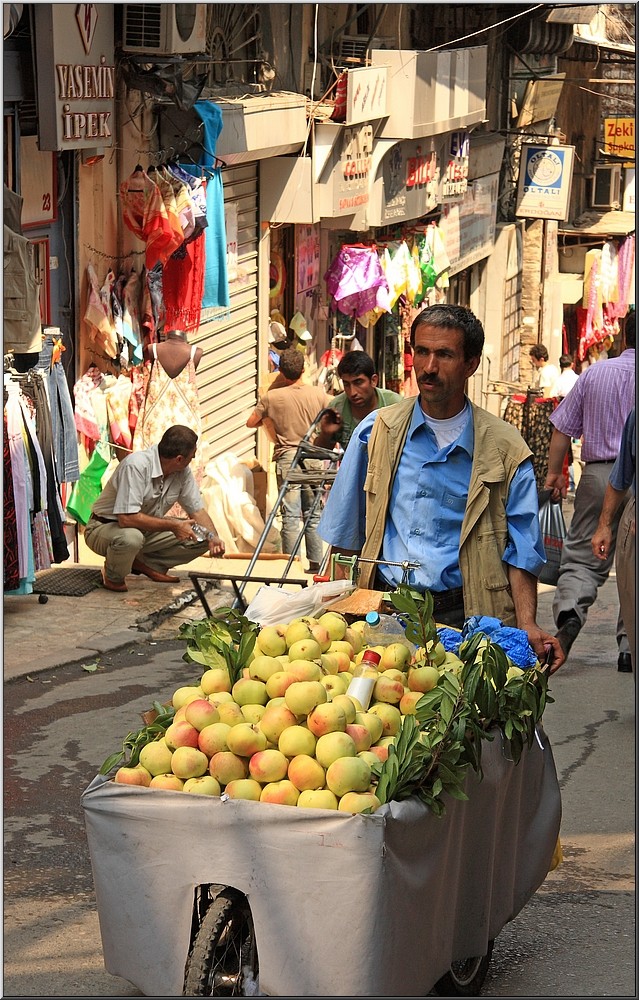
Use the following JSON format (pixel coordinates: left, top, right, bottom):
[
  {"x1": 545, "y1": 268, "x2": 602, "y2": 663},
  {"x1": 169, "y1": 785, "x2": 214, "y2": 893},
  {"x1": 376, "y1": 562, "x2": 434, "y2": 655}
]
[{"x1": 2, "y1": 520, "x2": 636, "y2": 997}]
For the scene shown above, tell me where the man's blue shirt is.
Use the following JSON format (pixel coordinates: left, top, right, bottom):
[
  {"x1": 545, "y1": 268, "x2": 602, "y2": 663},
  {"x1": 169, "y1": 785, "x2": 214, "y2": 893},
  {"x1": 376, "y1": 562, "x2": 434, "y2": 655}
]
[{"x1": 318, "y1": 399, "x2": 545, "y2": 591}]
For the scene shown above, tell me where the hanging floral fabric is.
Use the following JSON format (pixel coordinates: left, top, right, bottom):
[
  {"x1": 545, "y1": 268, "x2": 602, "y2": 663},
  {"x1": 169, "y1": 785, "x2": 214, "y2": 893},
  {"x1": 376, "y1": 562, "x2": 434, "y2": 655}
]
[
  {"x1": 324, "y1": 245, "x2": 389, "y2": 318},
  {"x1": 580, "y1": 249, "x2": 603, "y2": 360},
  {"x1": 119, "y1": 166, "x2": 178, "y2": 270},
  {"x1": 615, "y1": 233, "x2": 635, "y2": 318},
  {"x1": 121, "y1": 269, "x2": 143, "y2": 363},
  {"x1": 84, "y1": 264, "x2": 118, "y2": 359}
]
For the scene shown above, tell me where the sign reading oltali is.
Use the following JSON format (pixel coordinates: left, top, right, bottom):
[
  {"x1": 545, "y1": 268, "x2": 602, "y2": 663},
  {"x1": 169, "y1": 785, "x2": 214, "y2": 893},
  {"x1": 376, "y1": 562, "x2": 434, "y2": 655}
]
[
  {"x1": 515, "y1": 143, "x2": 575, "y2": 221},
  {"x1": 35, "y1": 3, "x2": 115, "y2": 151}
]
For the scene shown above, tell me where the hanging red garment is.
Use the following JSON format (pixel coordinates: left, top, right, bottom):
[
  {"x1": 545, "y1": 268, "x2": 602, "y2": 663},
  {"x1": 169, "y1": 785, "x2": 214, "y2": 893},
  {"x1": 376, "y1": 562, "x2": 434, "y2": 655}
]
[
  {"x1": 162, "y1": 231, "x2": 206, "y2": 332},
  {"x1": 119, "y1": 167, "x2": 180, "y2": 270}
]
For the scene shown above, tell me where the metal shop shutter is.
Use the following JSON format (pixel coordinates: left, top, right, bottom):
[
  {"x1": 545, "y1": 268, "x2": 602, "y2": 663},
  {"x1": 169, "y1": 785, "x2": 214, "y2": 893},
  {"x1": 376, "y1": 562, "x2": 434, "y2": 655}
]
[{"x1": 195, "y1": 162, "x2": 259, "y2": 465}]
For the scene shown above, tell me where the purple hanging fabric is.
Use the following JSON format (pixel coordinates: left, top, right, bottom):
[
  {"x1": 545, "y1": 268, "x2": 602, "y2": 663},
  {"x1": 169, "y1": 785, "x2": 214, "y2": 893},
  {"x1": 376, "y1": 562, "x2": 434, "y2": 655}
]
[{"x1": 324, "y1": 246, "x2": 388, "y2": 318}]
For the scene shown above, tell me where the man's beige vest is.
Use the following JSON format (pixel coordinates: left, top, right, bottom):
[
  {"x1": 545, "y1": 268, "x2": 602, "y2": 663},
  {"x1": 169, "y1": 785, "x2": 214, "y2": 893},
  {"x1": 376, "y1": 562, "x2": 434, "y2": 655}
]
[{"x1": 358, "y1": 398, "x2": 533, "y2": 625}]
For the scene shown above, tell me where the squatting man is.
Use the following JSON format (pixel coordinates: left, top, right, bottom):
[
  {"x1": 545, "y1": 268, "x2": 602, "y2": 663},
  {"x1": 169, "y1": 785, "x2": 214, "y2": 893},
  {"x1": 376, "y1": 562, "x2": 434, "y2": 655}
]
[{"x1": 84, "y1": 424, "x2": 225, "y2": 592}]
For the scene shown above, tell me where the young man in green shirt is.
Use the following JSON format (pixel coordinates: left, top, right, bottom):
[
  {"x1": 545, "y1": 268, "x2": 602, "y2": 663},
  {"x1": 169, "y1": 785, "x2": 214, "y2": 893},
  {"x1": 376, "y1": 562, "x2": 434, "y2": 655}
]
[{"x1": 314, "y1": 351, "x2": 402, "y2": 449}]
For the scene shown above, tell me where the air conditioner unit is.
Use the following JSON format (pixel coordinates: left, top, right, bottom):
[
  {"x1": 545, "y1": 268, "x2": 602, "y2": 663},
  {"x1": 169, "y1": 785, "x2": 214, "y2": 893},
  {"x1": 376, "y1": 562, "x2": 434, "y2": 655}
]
[
  {"x1": 336, "y1": 34, "x2": 393, "y2": 66},
  {"x1": 592, "y1": 163, "x2": 622, "y2": 209},
  {"x1": 122, "y1": 4, "x2": 207, "y2": 56}
]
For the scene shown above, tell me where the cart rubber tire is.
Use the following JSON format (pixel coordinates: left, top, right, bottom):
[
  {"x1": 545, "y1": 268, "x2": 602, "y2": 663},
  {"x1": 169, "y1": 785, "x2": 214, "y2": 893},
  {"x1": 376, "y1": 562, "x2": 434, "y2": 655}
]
[
  {"x1": 183, "y1": 886, "x2": 258, "y2": 996},
  {"x1": 433, "y1": 940, "x2": 494, "y2": 997}
]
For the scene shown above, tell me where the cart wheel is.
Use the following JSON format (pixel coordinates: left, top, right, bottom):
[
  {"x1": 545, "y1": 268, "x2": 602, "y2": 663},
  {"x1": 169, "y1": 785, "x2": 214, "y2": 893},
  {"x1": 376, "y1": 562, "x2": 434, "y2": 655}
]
[
  {"x1": 432, "y1": 940, "x2": 494, "y2": 997},
  {"x1": 183, "y1": 886, "x2": 258, "y2": 996}
]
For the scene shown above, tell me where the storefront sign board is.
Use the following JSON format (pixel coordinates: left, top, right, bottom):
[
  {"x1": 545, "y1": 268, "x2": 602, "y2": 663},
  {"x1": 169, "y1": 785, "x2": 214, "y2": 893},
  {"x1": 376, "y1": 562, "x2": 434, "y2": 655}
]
[
  {"x1": 34, "y1": 3, "x2": 115, "y2": 151},
  {"x1": 439, "y1": 173, "x2": 499, "y2": 274},
  {"x1": 515, "y1": 144, "x2": 575, "y2": 221},
  {"x1": 603, "y1": 118, "x2": 635, "y2": 158},
  {"x1": 346, "y1": 65, "x2": 388, "y2": 125}
]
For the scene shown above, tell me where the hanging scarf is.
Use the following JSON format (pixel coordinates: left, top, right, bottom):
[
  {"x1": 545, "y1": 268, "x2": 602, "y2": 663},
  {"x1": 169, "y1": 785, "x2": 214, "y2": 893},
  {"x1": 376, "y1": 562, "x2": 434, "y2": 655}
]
[
  {"x1": 324, "y1": 246, "x2": 389, "y2": 318},
  {"x1": 163, "y1": 230, "x2": 206, "y2": 332}
]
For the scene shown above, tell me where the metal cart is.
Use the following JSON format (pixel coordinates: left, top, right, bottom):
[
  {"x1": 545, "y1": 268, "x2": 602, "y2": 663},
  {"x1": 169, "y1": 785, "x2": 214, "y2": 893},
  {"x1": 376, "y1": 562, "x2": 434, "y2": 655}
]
[
  {"x1": 189, "y1": 410, "x2": 343, "y2": 614},
  {"x1": 82, "y1": 725, "x2": 561, "y2": 997}
]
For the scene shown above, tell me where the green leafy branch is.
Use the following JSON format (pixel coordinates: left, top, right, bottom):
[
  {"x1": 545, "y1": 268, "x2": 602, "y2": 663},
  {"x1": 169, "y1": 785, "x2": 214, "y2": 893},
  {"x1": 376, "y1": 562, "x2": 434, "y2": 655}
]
[
  {"x1": 99, "y1": 701, "x2": 175, "y2": 775},
  {"x1": 388, "y1": 584, "x2": 438, "y2": 652},
  {"x1": 373, "y1": 589, "x2": 554, "y2": 814},
  {"x1": 177, "y1": 607, "x2": 259, "y2": 686}
]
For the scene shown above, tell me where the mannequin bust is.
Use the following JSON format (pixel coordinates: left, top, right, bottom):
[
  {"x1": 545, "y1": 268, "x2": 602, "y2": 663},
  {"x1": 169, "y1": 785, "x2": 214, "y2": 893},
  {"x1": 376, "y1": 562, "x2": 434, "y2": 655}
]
[{"x1": 144, "y1": 330, "x2": 203, "y2": 378}]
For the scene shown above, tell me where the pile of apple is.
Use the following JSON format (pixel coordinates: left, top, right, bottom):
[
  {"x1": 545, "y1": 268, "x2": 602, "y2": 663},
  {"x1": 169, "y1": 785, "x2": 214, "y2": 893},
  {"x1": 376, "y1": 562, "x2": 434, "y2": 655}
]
[{"x1": 113, "y1": 610, "x2": 463, "y2": 814}]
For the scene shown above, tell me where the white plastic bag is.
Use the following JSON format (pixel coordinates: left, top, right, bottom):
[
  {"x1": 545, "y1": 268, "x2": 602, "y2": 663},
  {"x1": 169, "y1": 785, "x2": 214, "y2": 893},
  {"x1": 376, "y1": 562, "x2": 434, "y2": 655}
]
[{"x1": 244, "y1": 580, "x2": 355, "y2": 626}]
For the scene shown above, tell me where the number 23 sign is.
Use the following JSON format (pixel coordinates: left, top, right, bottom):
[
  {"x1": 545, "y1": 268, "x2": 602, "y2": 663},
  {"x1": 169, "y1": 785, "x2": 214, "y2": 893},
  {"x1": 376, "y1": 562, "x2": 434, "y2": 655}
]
[{"x1": 20, "y1": 136, "x2": 57, "y2": 228}]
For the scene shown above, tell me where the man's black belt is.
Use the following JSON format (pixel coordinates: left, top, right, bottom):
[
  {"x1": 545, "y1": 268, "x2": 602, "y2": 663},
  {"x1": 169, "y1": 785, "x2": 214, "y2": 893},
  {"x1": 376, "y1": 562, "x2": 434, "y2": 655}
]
[
  {"x1": 432, "y1": 587, "x2": 465, "y2": 614},
  {"x1": 91, "y1": 514, "x2": 116, "y2": 524}
]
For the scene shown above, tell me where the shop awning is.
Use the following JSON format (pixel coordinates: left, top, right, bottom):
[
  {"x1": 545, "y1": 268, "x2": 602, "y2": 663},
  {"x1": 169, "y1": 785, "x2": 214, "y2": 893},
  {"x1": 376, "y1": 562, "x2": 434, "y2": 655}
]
[{"x1": 558, "y1": 210, "x2": 635, "y2": 237}]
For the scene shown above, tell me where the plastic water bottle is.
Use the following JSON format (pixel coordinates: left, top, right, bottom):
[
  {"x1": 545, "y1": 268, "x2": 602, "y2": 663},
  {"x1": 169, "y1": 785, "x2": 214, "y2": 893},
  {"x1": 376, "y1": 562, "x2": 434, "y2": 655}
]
[
  {"x1": 363, "y1": 611, "x2": 415, "y2": 653},
  {"x1": 346, "y1": 649, "x2": 381, "y2": 710}
]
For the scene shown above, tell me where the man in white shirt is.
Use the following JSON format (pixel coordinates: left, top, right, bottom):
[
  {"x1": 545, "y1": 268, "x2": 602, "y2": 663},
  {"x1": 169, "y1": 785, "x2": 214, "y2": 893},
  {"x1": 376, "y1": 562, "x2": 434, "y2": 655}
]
[
  {"x1": 554, "y1": 353, "x2": 579, "y2": 398},
  {"x1": 529, "y1": 344, "x2": 559, "y2": 397}
]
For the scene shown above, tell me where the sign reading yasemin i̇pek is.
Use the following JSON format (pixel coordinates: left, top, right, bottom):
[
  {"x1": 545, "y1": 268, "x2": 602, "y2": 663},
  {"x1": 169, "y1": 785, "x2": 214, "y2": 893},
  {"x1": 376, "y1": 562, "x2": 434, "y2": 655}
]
[
  {"x1": 35, "y1": 3, "x2": 115, "y2": 152},
  {"x1": 515, "y1": 143, "x2": 575, "y2": 221}
]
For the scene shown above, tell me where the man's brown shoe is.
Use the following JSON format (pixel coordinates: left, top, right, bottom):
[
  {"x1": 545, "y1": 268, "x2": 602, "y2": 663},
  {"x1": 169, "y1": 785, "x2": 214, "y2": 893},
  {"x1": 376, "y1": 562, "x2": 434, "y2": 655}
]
[
  {"x1": 131, "y1": 558, "x2": 180, "y2": 583},
  {"x1": 101, "y1": 567, "x2": 128, "y2": 592}
]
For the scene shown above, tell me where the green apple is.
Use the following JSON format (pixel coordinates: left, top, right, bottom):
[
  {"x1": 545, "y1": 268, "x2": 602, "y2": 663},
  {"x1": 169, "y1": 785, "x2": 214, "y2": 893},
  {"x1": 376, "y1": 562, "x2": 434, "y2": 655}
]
[
  {"x1": 338, "y1": 791, "x2": 381, "y2": 814},
  {"x1": 139, "y1": 739, "x2": 173, "y2": 777},
  {"x1": 320, "y1": 653, "x2": 340, "y2": 675},
  {"x1": 232, "y1": 677, "x2": 269, "y2": 707},
  {"x1": 265, "y1": 670, "x2": 298, "y2": 699},
  {"x1": 114, "y1": 764, "x2": 152, "y2": 787},
  {"x1": 287, "y1": 754, "x2": 326, "y2": 791},
  {"x1": 200, "y1": 668, "x2": 232, "y2": 695},
  {"x1": 309, "y1": 623, "x2": 332, "y2": 653},
  {"x1": 354, "y1": 711, "x2": 384, "y2": 743},
  {"x1": 171, "y1": 746, "x2": 209, "y2": 779},
  {"x1": 241, "y1": 704, "x2": 267, "y2": 725},
  {"x1": 284, "y1": 680, "x2": 328, "y2": 716},
  {"x1": 357, "y1": 750, "x2": 381, "y2": 767},
  {"x1": 198, "y1": 722, "x2": 232, "y2": 757},
  {"x1": 368, "y1": 702, "x2": 402, "y2": 737},
  {"x1": 307, "y1": 702, "x2": 347, "y2": 737},
  {"x1": 183, "y1": 775, "x2": 221, "y2": 796},
  {"x1": 408, "y1": 665, "x2": 440, "y2": 693},
  {"x1": 288, "y1": 659, "x2": 322, "y2": 681},
  {"x1": 320, "y1": 674, "x2": 349, "y2": 698},
  {"x1": 315, "y1": 731, "x2": 357, "y2": 768},
  {"x1": 172, "y1": 685, "x2": 206, "y2": 710},
  {"x1": 216, "y1": 702, "x2": 245, "y2": 727},
  {"x1": 208, "y1": 751, "x2": 249, "y2": 786},
  {"x1": 149, "y1": 773, "x2": 184, "y2": 791},
  {"x1": 278, "y1": 725, "x2": 317, "y2": 758},
  {"x1": 256, "y1": 625, "x2": 287, "y2": 657},
  {"x1": 372, "y1": 674, "x2": 405, "y2": 705},
  {"x1": 208, "y1": 691, "x2": 234, "y2": 705},
  {"x1": 164, "y1": 720, "x2": 200, "y2": 750},
  {"x1": 248, "y1": 748, "x2": 289, "y2": 783},
  {"x1": 285, "y1": 619, "x2": 313, "y2": 647},
  {"x1": 330, "y1": 693, "x2": 358, "y2": 723},
  {"x1": 226, "y1": 723, "x2": 268, "y2": 757},
  {"x1": 344, "y1": 627, "x2": 364, "y2": 655},
  {"x1": 287, "y1": 638, "x2": 323, "y2": 662},
  {"x1": 329, "y1": 639, "x2": 355, "y2": 659},
  {"x1": 258, "y1": 703, "x2": 298, "y2": 743},
  {"x1": 184, "y1": 698, "x2": 221, "y2": 732},
  {"x1": 379, "y1": 642, "x2": 412, "y2": 671},
  {"x1": 318, "y1": 611, "x2": 348, "y2": 641},
  {"x1": 248, "y1": 654, "x2": 283, "y2": 683},
  {"x1": 326, "y1": 756, "x2": 371, "y2": 796},
  {"x1": 400, "y1": 691, "x2": 424, "y2": 715},
  {"x1": 344, "y1": 723, "x2": 372, "y2": 753},
  {"x1": 297, "y1": 789, "x2": 339, "y2": 810},
  {"x1": 260, "y1": 780, "x2": 300, "y2": 806},
  {"x1": 224, "y1": 778, "x2": 262, "y2": 801}
]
